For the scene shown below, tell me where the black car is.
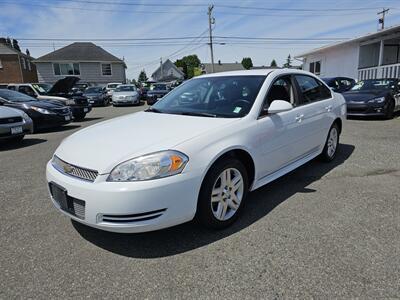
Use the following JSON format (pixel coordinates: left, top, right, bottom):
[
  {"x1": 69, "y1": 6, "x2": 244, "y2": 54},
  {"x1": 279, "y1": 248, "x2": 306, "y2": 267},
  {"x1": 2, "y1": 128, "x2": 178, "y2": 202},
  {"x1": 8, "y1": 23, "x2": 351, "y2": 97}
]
[
  {"x1": 322, "y1": 77, "x2": 356, "y2": 93},
  {"x1": 46, "y1": 77, "x2": 92, "y2": 120},
  {"x1": 146, "y1": 83, "x2": 169, "y2": 105},
  {"x1": 0, "y1": 89, "x2": 73, "y2": 132},
  {"x1": 342, "y1": 78, "x2": 400, "y2": 119},
  {"x1": 84, "y1": 87, "x2": 109, "y2": 106}
]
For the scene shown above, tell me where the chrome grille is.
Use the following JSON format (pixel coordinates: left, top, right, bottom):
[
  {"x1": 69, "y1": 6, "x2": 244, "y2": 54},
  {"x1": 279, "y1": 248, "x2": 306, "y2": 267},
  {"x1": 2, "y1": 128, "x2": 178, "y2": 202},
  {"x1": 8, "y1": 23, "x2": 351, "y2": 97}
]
[{"x1": 52, "y1": 156, "x2": 98, "y2": 182}]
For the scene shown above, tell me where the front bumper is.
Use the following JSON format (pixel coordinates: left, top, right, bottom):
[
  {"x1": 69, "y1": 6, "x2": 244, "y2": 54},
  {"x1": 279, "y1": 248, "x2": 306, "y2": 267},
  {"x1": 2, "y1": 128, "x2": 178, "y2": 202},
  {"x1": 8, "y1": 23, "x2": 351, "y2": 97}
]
[
  {"x1": 69, "y1": 105, "x2": 92, "y2": 116},
  {"x1": 32, "y1": 112, "x2": 73, "y2": 129},
  {"x1": 46, "y1": 161, "x2": 201, "y2": 233},
  {"x1": 346, "y1": 102, "x2": 389, "y2": 117},
  {"x1": 0, "y1": 118, "x2": 33, "y2": 139},
  {"x1": 112, "y1": 98, "x2": 140, "y2": 106}
]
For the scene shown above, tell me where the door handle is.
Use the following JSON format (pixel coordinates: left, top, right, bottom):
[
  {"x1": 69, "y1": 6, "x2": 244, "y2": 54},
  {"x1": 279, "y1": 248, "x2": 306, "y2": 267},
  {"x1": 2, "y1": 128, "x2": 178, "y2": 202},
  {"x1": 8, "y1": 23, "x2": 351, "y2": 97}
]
[
  {"x1": 295, "y1": 114, "x2": 304, "y2": 122},
  {"x1": 325, "y1": 105, "x2": 332, "y2": 112}
]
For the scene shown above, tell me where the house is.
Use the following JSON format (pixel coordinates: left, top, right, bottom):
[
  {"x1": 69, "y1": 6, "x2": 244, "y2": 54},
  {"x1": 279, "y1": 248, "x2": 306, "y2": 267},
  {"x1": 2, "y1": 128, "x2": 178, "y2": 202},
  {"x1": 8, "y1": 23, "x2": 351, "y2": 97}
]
[
  {"x1": 0, "y1": 40, "x2": 38, "y2": 83},
  {"x1": 295, "y1": 24, "x2": 400, "y2": 80},
  {"x1": 201, "y1": 61, "x2": 245, "y2": 74},
  {"x1": 34, "y1": 42, "x2": 126, "y2": 84},
  {"x1": 151, "y1": 59, "x2": 184, "y2": 81}
]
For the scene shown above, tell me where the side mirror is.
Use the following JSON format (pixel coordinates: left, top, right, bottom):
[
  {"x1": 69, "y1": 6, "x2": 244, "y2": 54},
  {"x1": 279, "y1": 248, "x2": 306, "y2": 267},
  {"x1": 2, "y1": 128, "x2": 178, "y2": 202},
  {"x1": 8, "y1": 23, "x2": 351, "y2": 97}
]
[{"x1": 268, "y1": 100, "x2": 293, "y2": 114}]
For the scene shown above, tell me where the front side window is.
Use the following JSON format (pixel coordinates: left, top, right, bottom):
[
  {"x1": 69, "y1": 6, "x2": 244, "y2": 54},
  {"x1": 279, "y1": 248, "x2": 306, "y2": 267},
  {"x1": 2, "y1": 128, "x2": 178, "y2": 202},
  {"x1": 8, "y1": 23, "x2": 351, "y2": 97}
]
[
  {"x1": 18, "y1": 86, "x2": 36, "y2": 97},
  {"x1": 151, "y1": 76, "x2": 266, "y2": 118},
  {"x1": 295, "y1": 75, "x2": 331, "y2": 104},
  {"x1": 101, "y1": 63, "x2": 112, "y2": 76},
  {"x1": 53, "y1": 63, "x2": 80, "y2": 76}
]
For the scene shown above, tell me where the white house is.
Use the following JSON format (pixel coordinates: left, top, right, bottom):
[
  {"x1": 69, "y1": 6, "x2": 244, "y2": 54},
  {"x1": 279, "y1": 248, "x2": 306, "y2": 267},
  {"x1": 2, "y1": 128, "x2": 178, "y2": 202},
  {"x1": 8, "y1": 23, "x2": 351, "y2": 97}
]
[{"x1": 295, "y1": 24, "x2": 400, "y2": 80}]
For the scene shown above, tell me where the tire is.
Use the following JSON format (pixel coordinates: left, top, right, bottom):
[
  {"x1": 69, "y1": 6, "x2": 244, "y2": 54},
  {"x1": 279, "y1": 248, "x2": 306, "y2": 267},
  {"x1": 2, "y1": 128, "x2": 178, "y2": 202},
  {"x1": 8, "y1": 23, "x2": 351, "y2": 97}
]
[
  {"x1": 320, "y1": 123, "x2": 340, "y2": 162},
  {"x1": 196, "y1": 158, "x2": 248, "y2": 229},
  {"x1": 74, "y1": 113, "x2": 86, "y2": 121},
  {"x1": 385, "y1": 99, "x2": 395, "y2": 119}
]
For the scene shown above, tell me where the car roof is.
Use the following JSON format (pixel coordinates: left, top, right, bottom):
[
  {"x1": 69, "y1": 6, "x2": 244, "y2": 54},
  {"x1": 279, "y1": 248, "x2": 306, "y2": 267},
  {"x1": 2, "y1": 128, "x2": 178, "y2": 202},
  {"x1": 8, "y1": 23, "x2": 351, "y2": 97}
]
[{"x1": 196, "y1": 68, "x2": 315, "y2": 78}]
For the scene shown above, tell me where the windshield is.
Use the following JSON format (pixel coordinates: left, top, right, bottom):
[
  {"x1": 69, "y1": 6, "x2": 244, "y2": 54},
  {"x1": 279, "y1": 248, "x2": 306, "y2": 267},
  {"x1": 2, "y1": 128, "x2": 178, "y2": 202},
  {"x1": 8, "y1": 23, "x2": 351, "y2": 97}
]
[
  {"x1": 151, "y1": 84, "x2": 167, "y2": 91},
  {"x1": 0, "y1": 89, "x2": 38, "y2": 102},
  {"x1": 32, "y1": 83, "x2": 52, "y2": 95},
  {"x1": 115, "y1": 85, "x2": 136, "y2": 92},
  {"x1": 107, "y1": 84, "x2": 119, "y2": 89},
  {"x1": 351, "y1": 79, "x2": 396, "y2": 91},
  {"x1": 151, "y1": 76, "x2": 266, "y2": 118},
  {"x1": 85, "y1": 87, "x2": 103, "y2": 93}
]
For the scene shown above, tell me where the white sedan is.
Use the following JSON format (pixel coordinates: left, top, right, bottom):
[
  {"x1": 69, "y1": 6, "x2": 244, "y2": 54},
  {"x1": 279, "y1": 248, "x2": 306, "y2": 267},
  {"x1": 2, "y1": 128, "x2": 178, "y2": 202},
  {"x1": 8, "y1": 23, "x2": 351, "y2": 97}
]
[
  {"x1": 46, "y1": 69, "x2": 346, "y2": 233},
  {"x1": 112, "y1": 84, "x2": 140, "y2": 106}
]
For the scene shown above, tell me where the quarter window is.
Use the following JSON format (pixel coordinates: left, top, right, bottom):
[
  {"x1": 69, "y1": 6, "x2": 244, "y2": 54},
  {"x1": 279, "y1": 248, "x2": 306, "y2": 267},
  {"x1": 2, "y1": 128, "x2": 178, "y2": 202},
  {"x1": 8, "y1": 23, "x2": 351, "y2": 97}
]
[
  {"x1": 53, "y1": 63, "x2": 80, "y2": 76},
  {"x1": 295, "y1": 75, "x2": 331, "y2": 104},
  {"x1": 101, "y1": 63, "x2": 112, "y2": 76}
]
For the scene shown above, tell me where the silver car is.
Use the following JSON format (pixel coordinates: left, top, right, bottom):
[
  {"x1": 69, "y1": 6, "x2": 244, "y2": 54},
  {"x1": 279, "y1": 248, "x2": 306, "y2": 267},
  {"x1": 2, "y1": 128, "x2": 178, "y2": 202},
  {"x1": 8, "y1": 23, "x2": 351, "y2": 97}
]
[
  {"x1": 0, "y1": 106, "x2": 33, "y2": 142},
  {"x1": 112, "y1": 84, "x2": 140, "y2": 106}
]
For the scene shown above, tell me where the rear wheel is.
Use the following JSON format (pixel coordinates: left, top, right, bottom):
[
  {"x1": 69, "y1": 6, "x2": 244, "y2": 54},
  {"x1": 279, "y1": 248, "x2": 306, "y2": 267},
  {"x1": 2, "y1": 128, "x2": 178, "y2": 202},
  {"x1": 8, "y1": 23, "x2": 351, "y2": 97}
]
[
  {"x1": 320, "y1": 123, "x2": 339, "y2": 162},
  {"x1": 196, "y1": 158, "x2": 248, "y2": 229}
]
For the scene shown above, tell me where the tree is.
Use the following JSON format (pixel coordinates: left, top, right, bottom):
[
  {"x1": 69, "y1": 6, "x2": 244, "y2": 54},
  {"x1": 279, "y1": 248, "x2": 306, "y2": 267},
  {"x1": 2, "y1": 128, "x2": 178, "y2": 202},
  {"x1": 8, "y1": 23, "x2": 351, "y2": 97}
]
[
  {"x1": 241, "y1": 57, "x2": 253, "y2": 70},
  {"x1": 270, "y1": 59, "x2": 278, "y2": 67},
  {"x1": 175, "y1": 54, "x2": 201, "y2": 79},
  {"x1": 283, "y1": 54, "x2": 292, "y2": 68},
  {"x1": 12, "y1": 39, "x2": 21, "y2": 52},
  {"x1": 138, "y1": 69, "x2": 148, "y2": 83}
]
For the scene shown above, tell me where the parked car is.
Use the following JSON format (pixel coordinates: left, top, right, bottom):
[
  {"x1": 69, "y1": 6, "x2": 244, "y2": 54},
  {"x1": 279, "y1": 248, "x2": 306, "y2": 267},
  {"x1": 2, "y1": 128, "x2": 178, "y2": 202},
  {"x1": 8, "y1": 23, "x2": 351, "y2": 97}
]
[
  {"x1": 46, "y1": 69, "x2": 346, "y2": 233},
  {"x1": 0, "y1": 106, "x2": 33, "y2": 142},
  {"x1": 322, "y1": 77, "x2": 356, "y2": 93},
  {"x1": 146, "y1": 83, "x2": 169, "y2": 105},
  {"x1": 342, "y1": 78, "x2": 400, "y2": 119},
  {"x1": 112, "y1": 84, "x2": 140, "y2": 106},
  {"x1": 45, "y1": 77, "x2": 92, "y2": 121},
  {"x1": 0, "y1": 89, "x2": 72, "y2": 132},
  {"x1": 83, "y1": 87, "x2": 109, "y2": 106},
  {"x1": 104, "y1": 83, "x2": 122, "y2": 100}
]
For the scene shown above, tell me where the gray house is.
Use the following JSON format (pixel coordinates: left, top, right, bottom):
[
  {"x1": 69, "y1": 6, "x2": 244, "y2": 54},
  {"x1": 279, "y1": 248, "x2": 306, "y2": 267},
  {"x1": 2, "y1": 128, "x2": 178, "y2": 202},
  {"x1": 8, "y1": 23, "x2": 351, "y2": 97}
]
[
  {"x1": 34, "y1": 42, "x2": 126, "y2": 84},
  {"x1": 151, "y1": 59, "x2": 184, "y2": 81}
]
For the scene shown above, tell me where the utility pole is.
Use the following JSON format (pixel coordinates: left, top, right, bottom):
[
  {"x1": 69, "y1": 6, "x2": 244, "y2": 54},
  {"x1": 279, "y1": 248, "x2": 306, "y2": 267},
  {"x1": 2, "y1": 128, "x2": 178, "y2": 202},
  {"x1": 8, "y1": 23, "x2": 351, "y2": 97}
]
[
  {"x1": 378, "y1": 8, "x2": 389, "y2": 30},
  {"x1": 160, "y1": 57, "x2": 163, "y2": 80},
  {"x1": 208, "y1": 4, "x2": 215, "y2": 73}
]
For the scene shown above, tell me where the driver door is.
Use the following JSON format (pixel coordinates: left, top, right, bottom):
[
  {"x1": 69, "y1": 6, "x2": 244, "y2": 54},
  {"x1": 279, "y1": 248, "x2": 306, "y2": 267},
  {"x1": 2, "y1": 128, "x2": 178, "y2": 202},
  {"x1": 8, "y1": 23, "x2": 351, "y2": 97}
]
[{"x1": 253, "y1": 75, "x2": 310, "y2": 180}]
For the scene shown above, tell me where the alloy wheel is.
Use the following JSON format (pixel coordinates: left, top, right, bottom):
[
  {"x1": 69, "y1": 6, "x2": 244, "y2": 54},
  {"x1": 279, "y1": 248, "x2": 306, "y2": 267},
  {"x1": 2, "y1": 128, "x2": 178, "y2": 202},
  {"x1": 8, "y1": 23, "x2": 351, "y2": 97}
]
[
  {"x1": 327, "y1": 127, "x2": 338, "y2": 158},
  {"x1": 210, "y1": 168, "x2": 244, "y2": 221}
]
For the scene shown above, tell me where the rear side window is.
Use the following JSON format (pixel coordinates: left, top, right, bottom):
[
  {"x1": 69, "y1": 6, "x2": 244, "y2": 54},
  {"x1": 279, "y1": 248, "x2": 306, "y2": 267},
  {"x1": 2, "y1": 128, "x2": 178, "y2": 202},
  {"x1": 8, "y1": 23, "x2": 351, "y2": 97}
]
[{"x1": 295, "y1": 75, "x2": 331, "y2": 104}]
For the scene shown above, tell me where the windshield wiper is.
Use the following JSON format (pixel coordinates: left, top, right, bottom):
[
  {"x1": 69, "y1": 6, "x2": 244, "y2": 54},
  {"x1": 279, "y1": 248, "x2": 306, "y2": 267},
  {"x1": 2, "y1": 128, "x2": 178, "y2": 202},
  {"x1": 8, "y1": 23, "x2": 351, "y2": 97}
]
[
  {"x1": 145, "y1": 107, "x2": 164, "y2": 113},
  {"x1": 179, "y1": 111, "x2": 217, "y2": 118}
]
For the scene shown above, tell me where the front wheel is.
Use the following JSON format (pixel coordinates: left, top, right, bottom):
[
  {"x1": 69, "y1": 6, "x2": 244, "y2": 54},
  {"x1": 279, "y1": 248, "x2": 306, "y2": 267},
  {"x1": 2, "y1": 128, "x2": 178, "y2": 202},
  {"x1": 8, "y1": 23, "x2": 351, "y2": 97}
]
[
  {"x1": 320, "y1": 123, "x2": 339, "y2": 162},
  {"x1": 385, "y1": 100, "x2": 395, "y2": 119},
  {"x1": 196, "y1": 158, "x2": 248, "y2": 229}
]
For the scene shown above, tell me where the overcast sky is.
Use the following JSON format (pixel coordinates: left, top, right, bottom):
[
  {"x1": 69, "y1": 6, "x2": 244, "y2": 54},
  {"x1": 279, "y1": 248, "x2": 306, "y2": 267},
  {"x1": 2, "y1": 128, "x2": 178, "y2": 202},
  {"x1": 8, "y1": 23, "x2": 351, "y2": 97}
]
[{"x1": 1, "y1": 0, "x2": 400, "y2": 80}]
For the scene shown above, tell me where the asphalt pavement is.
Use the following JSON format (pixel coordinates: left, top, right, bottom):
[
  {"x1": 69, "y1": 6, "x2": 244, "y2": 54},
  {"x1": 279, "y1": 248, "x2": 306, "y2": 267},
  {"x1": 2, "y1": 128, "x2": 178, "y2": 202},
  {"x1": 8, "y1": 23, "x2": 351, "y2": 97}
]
[{"x1": 0, "y1": 105, "x2": 399, "y2": 299}]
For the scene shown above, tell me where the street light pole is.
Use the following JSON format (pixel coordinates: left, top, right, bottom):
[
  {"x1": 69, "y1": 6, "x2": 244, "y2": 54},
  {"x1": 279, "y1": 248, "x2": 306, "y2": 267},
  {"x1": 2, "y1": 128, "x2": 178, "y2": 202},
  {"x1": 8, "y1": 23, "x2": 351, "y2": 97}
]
[{"x1": 208, "y1": 5, "x2": 215, "y2": 73}]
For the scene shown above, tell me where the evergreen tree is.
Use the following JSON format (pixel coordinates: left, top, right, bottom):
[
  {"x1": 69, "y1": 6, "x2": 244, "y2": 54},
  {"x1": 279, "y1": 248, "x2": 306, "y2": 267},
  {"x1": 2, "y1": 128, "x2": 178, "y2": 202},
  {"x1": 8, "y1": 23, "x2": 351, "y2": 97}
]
[
  {"x1": 270, "y1": 59, "x2": 278, "y2": 67},
  {"x1": 138, "y1": 69, "x2": 148, "y2": 83}
]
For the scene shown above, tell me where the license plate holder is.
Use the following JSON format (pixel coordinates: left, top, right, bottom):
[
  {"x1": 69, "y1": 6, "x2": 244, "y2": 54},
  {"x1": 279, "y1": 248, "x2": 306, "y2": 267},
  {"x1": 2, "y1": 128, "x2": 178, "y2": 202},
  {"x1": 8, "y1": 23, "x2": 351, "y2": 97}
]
[
  {"x1": 65, "y1": 115, "x2": 71, "y2": 121},
  {"x1": 83, "y1": 108, "x2": 88, "y2": 112},
  {"x1": 11, "y1": 126, "x2": 23, "y2": 135},
  {"x1": 50, "y1": 183, "x2": 68, "y2": 211}
]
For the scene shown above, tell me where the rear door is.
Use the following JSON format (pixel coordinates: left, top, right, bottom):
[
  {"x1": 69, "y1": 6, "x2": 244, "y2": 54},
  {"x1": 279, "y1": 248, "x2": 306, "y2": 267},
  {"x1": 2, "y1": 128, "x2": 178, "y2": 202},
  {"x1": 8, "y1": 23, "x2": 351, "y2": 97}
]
[{"x1": 293, "y1": 74, "x2": 334, "y2": 152}]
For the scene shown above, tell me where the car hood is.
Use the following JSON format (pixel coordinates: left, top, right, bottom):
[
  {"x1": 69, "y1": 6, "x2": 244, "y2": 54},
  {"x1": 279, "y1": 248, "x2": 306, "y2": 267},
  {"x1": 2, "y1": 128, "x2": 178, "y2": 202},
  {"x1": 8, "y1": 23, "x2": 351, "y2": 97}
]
[
  {"x1": 342, "y1": 90, "x2": 387, "y2": 102},
  {"x1": 84, "y1": 93, "x2": 102, "y2": 97},
  {"x1": 25, "y1": 100, "x2": 65, "y2": 109},
  {"x1": 55, "y1": 111, "x2": 238, "y2": 174},
  {"x1": 0, "y1": 106, "x2": 23, "y2": 118},
  {"x1": 48, "y1": 77, "x2": 80, "y2": 94}
]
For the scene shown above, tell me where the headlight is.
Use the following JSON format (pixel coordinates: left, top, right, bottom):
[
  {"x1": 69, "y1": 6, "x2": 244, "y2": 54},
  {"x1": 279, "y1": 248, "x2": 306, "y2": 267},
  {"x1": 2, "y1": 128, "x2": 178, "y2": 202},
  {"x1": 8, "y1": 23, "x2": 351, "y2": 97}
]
[
  {"x1": 107, "y1": 150, "x2": 189, "y2": 182},
  {"x1": 368, "y1": 97, "x2": 385, "y2": 103},
  {"x1": 31, "y1": 106, "x2": 53, "y2": 114}
]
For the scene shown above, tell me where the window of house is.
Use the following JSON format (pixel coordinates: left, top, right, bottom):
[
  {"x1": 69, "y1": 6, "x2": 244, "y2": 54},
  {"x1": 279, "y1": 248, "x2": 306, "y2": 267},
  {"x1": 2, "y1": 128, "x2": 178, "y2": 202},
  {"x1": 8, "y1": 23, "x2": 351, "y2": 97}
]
[
  {"x1": 27, "y1": 60, "x2": 31, "y2": 71},
  {"x1": 101, "y1": 63, "x2": 112, "y2": 76},
  {"x1": 294, "y1": 75, "x2": 331, "y2": 104},
  {"x1": 0, "y1": 59, "x2": 3, "y2": 69},
  {"x1": 53, "y1": 63, "x2": 80, "y2": 76},
  {"x1": 309, "y1": 61, "x2": 321, "y2": 75},
  {"x1": 21, "y1": 57, "x2": 26, "y2": 70},
  {"x1": 359, "y1": 42, "x2": 380, "y2": 68}
]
